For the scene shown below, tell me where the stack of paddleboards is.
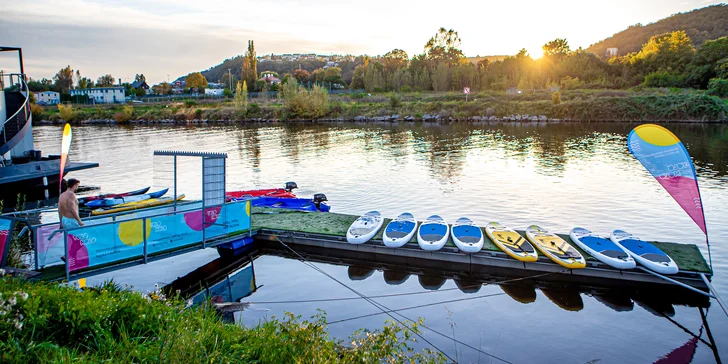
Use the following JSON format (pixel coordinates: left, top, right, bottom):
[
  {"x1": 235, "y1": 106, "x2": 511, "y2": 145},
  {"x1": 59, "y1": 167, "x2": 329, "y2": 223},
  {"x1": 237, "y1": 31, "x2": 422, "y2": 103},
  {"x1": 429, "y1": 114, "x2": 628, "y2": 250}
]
[
  {"x1": 86, "y1": 188, "x2": 169, "y2": 208},
  {"x1": 78, "y1": 186, "x2": 150, "y2": 206},
  {"x1": 90, "y1": 189, "x2": 185, "y2": 216}
]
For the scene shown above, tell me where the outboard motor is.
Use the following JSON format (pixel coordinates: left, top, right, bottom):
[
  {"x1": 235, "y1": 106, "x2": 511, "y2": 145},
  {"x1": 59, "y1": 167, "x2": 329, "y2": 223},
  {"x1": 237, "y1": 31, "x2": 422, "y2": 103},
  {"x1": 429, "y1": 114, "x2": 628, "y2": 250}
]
[
  {"x1": 285, "y1": 181, "x2": 298, "y2": 192},
  {"x1": 312, "y1": 193, "x2": 328, "y2": 211}
]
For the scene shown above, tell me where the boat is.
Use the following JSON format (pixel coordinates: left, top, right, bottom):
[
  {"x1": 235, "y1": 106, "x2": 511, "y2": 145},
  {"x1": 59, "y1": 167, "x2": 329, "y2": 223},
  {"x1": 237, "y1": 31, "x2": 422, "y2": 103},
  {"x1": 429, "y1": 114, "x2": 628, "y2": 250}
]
[
  {"x1": 570, "y1": 227, "x2": 635, "y2": 270},
  {"x1": 610, "y1": 230, "x2": 679, "y2": 274},
  {"x1": 417, "y1": 215, "x2": 449, "y2": 251},
  {"x1": 485, "y1": 222, "x2": 538, "y2": 262},
  {"x1": 78, "y1": 186, "x2": 150, "y2": 206},
  {"x1": 525, "y1": 225, "x2": 586, "y2": 269},
  {"x1": 90, "y1": 194, "x2": 185, "y2": 216},
  {"x1": 346, "y1": 211, "x2": 384, "y2": 244},
  {"x1": 234, "y1": 194, "x2": 329, "y2": 212},
  {"x1": 382, "y1": 212, "x2": 417, "y2": 248},
  {"x1": 85, "y1": 188, "x2": 168, "y2": 208},
  {"x1": 226, "y1": 182, "x2": 298, "y2": 200},
  {"x1": 450, "y1": 217, "x2": 484, "y2": 253}
]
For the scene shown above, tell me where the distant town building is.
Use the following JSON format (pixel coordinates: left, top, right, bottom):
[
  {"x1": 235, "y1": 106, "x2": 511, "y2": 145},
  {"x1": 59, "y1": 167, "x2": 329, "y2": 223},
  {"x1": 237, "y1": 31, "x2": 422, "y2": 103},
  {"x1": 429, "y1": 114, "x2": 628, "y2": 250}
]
[
  {"x1": 323, "y1": 61, "x2": 339, "y2": 69},
  {"x1": 259, "y1": 73, "x2": 281, "y2": 84},
  {"x1": 204, "y1": 88, "x2": 224, "y2": 96},
  {"x1": 606, "y1": 48, "x2": 618, "y2": 58},
  {"x1": 34, "y1": 91, "x2": 60, "y2": 105},
  {"x1": 207, "y1": 82, "x2": 226, "y2": 89},
  {"x1": 131, "y1": 80, "x2": 150, "y2": 90},
  {"x1": 69, "y1": 87, "x2": 125, "y2": 104}
]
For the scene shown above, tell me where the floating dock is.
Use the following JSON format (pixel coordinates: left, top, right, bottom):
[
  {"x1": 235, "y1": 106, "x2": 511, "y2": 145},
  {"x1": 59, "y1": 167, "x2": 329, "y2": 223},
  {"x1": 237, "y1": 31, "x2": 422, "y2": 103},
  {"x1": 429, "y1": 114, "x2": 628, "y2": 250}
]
[{"x1": 246, "y1": 210, "x2": 713, "y2": 291}]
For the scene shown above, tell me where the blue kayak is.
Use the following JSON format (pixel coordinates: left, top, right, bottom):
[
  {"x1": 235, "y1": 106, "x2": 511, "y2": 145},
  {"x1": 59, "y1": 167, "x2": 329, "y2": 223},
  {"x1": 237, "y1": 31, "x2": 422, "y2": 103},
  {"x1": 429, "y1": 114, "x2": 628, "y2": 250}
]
[
  {"x1": 233, "y1": 196, "x2": 330, "y2": 212},
  {"x1": 86, "y1": 188, "x2": 169, "y2": 208}
]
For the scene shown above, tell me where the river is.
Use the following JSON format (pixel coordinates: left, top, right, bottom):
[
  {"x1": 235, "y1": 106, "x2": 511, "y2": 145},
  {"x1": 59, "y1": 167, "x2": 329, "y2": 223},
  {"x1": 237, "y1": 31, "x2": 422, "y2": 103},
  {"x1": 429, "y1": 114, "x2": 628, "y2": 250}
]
[{"x1": 31, "y1": 122, "x2": 728, "y2": 363}]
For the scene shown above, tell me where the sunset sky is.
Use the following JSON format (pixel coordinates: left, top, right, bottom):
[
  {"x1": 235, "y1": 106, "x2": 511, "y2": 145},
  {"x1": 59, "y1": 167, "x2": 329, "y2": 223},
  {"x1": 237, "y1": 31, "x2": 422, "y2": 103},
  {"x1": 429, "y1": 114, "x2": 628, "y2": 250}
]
[{"x1": 1, "y1": 0, "x2": 723, "y2": 84}]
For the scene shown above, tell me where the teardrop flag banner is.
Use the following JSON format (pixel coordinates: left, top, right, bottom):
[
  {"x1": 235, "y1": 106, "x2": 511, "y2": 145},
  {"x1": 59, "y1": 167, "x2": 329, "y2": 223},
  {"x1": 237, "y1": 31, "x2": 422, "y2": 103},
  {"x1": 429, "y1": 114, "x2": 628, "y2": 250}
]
[
  {"x1": 59, "y1": 123, "x2": 72, "y2": 195},
  {"x1": 627, "y1": 124, "x2": 707, "y2": 235}
]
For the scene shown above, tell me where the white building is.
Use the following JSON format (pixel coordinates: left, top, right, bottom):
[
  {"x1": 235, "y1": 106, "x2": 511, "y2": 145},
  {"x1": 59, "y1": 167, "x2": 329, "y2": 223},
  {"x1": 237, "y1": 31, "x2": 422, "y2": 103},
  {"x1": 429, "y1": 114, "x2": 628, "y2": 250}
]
[
  {"x1": 34, "y1": 91, "x2": 60, "y2": 105},
  {"x1": 204, "y1": 88, "x2": 225, "y2": 96},
  {"x1": 606, "y1": 48, "x2": 619, "y2": 58},
  {"x1": 68, "y1": 87, "x2": 125, "y2": 104}
]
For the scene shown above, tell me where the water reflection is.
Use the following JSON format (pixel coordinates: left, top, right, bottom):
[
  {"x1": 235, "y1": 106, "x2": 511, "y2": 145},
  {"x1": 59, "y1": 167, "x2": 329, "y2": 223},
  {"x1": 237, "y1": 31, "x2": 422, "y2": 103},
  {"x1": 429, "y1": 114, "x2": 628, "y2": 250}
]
[
  {"x1": 592, "y1": 292, "x2": 634, "y2": 312},
  {"x1": 540, "y1": 288, "x2": 585, "y2": 312},
  {"x1": 500, "y1": 283, "x2": 538, "y2": 304},
  {"x1": 382, "y1": 270, "x2": 410, "y2": 285},
  {"x1": 347, "y1": 265, "x2": 375, "y2": 281},
  {"x1": 418, "y1": 275, "x2": 447, "y2": 291},
  {"x1": 454, "y1": 278, "x2": 482, "y2": 293}
]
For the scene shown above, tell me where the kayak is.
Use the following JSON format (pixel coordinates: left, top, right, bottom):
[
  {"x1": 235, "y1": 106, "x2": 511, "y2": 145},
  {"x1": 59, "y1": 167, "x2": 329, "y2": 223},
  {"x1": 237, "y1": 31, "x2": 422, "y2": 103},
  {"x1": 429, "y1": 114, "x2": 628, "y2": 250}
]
[
  {"x1": 91, "y1": 194, "x2": 185, "y2": 216},
  {"x1": 78, "y1": 186, "x2": 150, "y2": 205},
  {"x1": 226, "y1": 182, "x2": 298, "y2": 200},
  {"x1": 86, "y1": 188, "x2": 169, "y2": 208},
  {"x1": 232, "y1": 195, "x2": 330, "y2": 212}
]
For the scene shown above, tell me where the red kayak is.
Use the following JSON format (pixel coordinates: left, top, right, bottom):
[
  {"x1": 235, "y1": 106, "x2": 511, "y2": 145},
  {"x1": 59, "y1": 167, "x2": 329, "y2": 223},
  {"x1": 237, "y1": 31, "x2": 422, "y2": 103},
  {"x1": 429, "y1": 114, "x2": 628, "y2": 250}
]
[
  {"x1": 226, "y1": 182, "x2": 297, "y2": 200},
  {"x1": 78, "y1": 186, "x2": 150, "y2": 206}
]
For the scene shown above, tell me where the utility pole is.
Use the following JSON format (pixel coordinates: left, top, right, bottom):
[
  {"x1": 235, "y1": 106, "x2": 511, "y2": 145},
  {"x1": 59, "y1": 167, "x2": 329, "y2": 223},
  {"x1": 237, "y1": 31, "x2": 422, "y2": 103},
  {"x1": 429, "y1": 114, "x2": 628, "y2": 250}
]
[{"x1": 228, "y1": 68, "x2": 232, "y2": 90}]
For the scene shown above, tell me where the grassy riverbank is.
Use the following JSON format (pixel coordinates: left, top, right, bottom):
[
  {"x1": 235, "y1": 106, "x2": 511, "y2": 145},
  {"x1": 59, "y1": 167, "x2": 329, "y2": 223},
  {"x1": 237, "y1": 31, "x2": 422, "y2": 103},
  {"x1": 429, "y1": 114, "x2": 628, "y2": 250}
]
[
  {"x1": 34, "y1": 89, "x2": 728, "y2": 123},
  {"x1": 0, "y1": 276, "x2": 444, "y2": 363}
]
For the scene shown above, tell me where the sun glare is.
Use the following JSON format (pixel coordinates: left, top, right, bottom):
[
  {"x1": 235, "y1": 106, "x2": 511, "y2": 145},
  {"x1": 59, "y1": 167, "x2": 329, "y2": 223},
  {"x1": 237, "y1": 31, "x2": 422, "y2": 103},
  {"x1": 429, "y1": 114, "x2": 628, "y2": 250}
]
[{"x1": 529, "y1": 47, "x2": 544, "y2": 59}]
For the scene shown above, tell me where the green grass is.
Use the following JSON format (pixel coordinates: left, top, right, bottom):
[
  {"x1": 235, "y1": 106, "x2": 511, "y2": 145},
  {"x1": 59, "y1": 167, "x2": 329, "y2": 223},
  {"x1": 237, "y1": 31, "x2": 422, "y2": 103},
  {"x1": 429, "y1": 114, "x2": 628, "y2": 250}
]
[
  {"x1": 0, "y1": 276, "x2": 445, "y2": 363},
  {"x1": 252, "y1": 210, "x2": 711, "y2": 273}
]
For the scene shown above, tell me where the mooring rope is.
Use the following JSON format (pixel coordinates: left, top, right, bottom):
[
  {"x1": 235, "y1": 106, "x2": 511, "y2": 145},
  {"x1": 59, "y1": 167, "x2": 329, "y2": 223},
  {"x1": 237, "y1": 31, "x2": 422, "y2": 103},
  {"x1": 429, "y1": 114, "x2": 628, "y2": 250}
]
[
  {"x1": 273, "y1": 237, "x2": 563, "y2": 363},
  {"x1": 273, "y1": 237, "x2": 457, "y2": 363}
]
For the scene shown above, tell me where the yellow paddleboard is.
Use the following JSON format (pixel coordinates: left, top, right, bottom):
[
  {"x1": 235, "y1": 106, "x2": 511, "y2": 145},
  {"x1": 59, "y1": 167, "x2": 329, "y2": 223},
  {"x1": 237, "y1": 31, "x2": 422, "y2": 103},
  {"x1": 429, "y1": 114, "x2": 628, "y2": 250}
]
[
  {"x1": 525, "y1": 225, "x2": 586, "y2": 269},
  {"x1": 91, "y1": 195, "x2": 185, "y2": 216},
  {"x1": 485, "y1": 222, "x2": 538, "y2": 262}
]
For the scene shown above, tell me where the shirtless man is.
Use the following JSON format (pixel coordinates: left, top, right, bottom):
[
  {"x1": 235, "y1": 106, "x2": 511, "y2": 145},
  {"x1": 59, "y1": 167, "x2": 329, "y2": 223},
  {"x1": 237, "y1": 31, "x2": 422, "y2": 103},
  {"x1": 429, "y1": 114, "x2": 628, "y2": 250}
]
[{"x1": 58, "y1": 178, "x2": 84, "y2": 229}]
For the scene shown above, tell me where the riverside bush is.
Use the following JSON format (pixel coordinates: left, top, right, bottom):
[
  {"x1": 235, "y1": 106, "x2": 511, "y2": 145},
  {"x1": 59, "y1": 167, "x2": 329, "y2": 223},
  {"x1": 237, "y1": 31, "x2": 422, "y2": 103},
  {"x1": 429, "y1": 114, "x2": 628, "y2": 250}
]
[
  {"x1": 0, "y1": 276, "x2": 445, "y2": 363},
  {"x1": 707, "y1": 78, "x2": 728, "y2": 97},
  {"x1": 57, "y1": 104, "x2": 75, "y2": 122},
  {"x1": 113, "y1": 105, "x2": 134, "y2": 123}
]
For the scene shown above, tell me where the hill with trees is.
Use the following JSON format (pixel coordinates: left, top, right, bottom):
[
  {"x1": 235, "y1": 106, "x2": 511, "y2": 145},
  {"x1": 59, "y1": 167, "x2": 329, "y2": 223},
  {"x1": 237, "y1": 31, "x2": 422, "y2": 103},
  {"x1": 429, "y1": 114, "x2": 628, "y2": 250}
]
[{"x1": 587, "y1": 4, "x2": 728, "y2": 57}]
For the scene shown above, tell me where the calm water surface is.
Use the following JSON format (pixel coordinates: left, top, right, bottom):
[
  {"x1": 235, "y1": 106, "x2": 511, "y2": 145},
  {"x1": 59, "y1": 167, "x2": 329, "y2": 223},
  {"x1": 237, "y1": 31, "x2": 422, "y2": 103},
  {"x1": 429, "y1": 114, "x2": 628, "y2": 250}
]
[{"x1": 32, "y1": 122, "x2": 728, "y2": 363}]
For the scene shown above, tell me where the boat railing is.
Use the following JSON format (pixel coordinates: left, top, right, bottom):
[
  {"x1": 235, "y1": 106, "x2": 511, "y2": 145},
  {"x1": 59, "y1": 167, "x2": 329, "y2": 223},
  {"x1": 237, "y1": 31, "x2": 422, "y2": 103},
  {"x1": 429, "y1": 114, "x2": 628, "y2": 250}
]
[{"x1": 1, "y1": 73, "x2": 31, "y2": 156}]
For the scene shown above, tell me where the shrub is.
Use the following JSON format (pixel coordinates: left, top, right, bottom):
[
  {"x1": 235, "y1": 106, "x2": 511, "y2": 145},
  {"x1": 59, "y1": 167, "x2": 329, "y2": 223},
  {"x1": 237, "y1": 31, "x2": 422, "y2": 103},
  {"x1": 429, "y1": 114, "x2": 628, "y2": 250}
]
[
  {"x1": 707, "y1": 78, "x2": 728, "y2": 97},
  {"x1": 223, "y1": 89, "x2": 233, "y2": 98},
  {"x1": 552, "y1": 91, "x2": 561, "y2": 105},
  {"x1": 247, "y1": 102, "x2": 262, "y2": 117},
  {"x1": 401, "y1": 85, "x2": 412, "y2": 93},
  {"x1": 184, "y1": 100, "x2": 197, "y2": 108},
  {"x1": 235, "y1": 81, "x2": 248, "y2": 114},
  {"x1": 561, "y1": 76, "x2": 584, "y2": 90},
  {"x1": 349, "y1": 92, "x2": 366, "y2": 99},
  {"x1": 30, "y1": 104, "x2": 44, "y2": 120},
  {"x1": 389, "y1": 95, "x2": 402, "y2": 108},
  {"x1": 285, "y1": 85, "x2": 330, "y2": 119},
  {"x1": 57, "y1": 104, "x2": 75, "y2": 122},
  {"x1": 643, "y1": 71, "x2": 684, "y2": 88},
  {"x1": 0, "y1": 277, "x2": 445, "y2": 363},
  {"x1": 113, "y1": 105, "x2": 134, "y2": 123}
]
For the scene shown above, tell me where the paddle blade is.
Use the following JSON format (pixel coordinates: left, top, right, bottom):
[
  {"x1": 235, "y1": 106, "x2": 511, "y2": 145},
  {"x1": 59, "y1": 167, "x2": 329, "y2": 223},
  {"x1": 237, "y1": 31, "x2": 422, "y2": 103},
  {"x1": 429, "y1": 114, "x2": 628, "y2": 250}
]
[
  {"x1": 627, "y1": 124, "x2": 706, "y2": 234},
  {"x1": 59, "y1": 123, "x2": 73, "y2": 194}
]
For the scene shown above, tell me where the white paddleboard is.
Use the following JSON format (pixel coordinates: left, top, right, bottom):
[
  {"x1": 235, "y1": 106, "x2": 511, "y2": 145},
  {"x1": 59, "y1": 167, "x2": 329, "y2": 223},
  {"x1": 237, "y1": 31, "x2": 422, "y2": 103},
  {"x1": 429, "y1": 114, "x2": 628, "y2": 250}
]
[
  {"x1": 417, "y1": 215, "x2": 449, "y2": 251},
  {"x1": 346, "y1": 211, "x2": 384, "y2": 244},
  {"x1": 382, "y1": 212, "x2": 417, "y2": 248},
  {"x1": 451, "y1": 217, "x2": 484, "y2": 253},
  {"x1": 570, "y1": 227, "x2": 635, "y2": 270},
  {"x1": 610, "y1": 230, "x2": 678, "y2": 274}
]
